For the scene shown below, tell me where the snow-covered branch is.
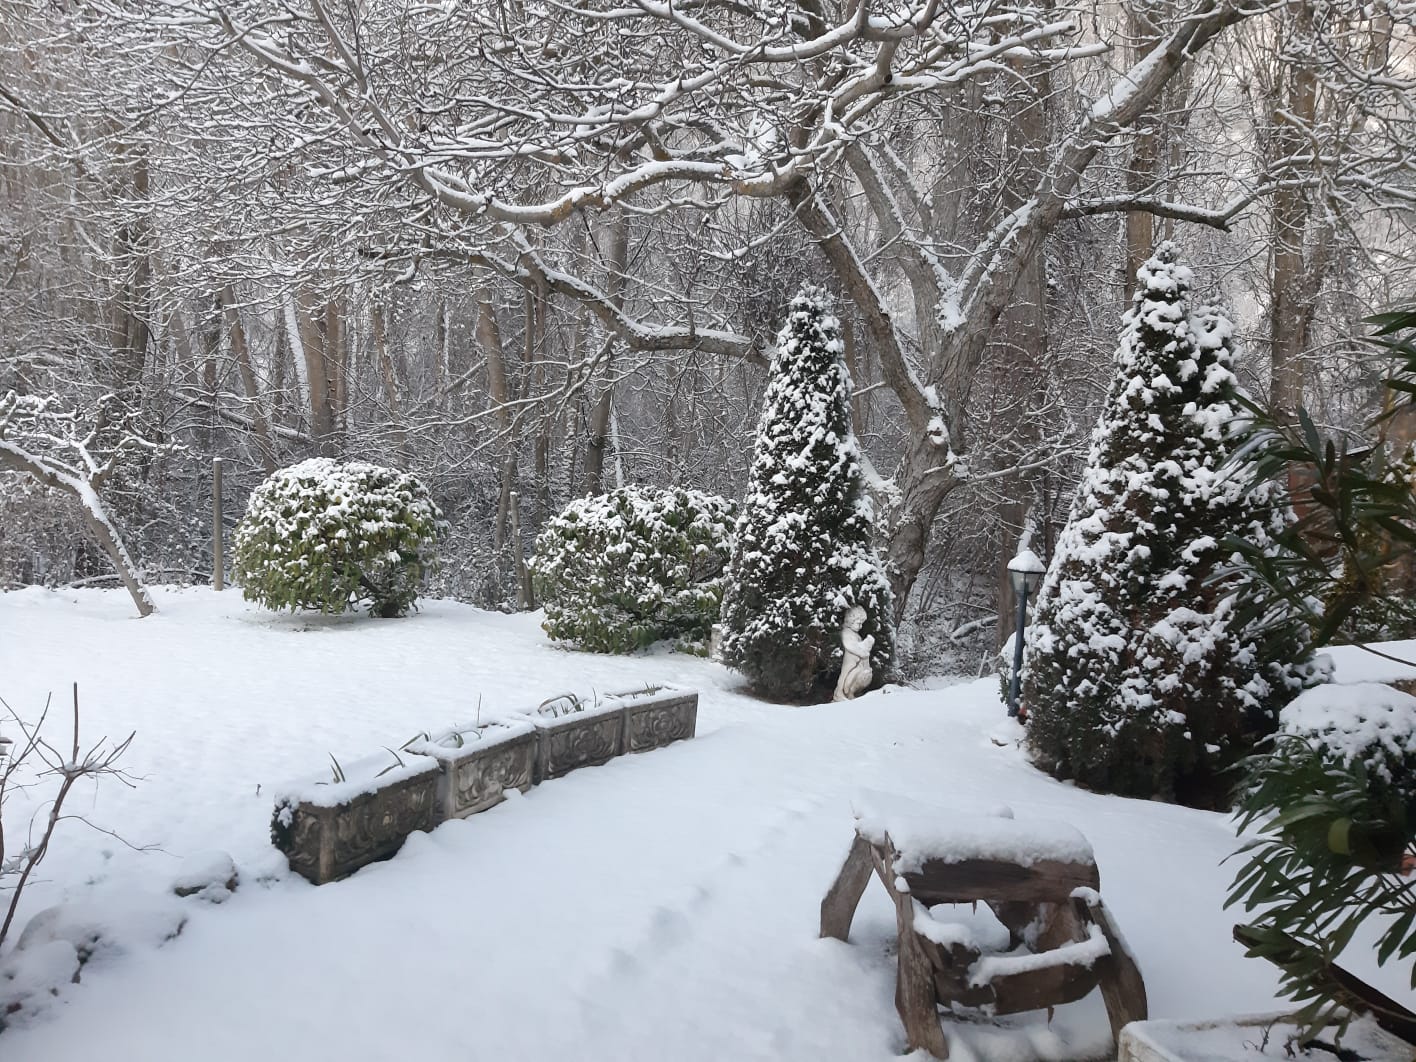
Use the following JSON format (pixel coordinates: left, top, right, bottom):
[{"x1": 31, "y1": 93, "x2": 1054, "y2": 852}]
[
  {"x1": 785, "y1": 179, "x2": 935, "y2": 434},
  {"x1": 0, "y1": 392, "x2": 162, "y2": 617},
  {"x1": 1057, "y1": 191, "x2": 1265, "y2": 230}
]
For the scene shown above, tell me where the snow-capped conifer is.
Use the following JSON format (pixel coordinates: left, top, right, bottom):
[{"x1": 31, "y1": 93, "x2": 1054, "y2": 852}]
[
  {"x1": 234, "y1": 458, "x2": 445, "y2": 618},
  {"x1": 720, "y1": 287, "x2": 895, "y2": 700},
  {"x1": 531, "y1": 485, "x2": 736, "y2": 653},
  {"x1": 1022, "y1": 244, "x2": 1318, "y2": 807}
]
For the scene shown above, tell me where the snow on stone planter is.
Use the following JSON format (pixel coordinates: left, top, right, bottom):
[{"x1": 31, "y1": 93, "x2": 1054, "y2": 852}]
[
  {"x1": 269, "y1": 686, "x2": 701, "y2": 885},
  {"x1": 1119, "y1": 1014, "x2": 1410, "y2": 1062},
  {"x1": 609, "y1": 684, "x2": 699, "y2": 754},
  {"x1": 528, "y1": 693, "x2": 627, "y2": 782},
  {"x1": 405, "y1": 719, "x2": 538, "y2": 821},
  {"x1": 271, "y1": 753, "x2": 439, "y2": 885}
]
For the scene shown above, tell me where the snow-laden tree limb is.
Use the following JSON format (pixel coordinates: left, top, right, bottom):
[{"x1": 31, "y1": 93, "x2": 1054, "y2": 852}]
[
  {"x1": 1057, "y1": 190, "x2": 1267, "y2": 230},
  {"x1": 74, "y1": 0, "x2": 1412, "y2": 616},
  {"x1": 0, "y1": 392, "x2": 161, "y2": 617}
]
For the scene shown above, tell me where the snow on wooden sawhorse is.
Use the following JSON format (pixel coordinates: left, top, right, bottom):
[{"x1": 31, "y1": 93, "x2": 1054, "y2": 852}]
[{"x1": 820, "y1": 795, "x2": 1148, "y2": 1059}]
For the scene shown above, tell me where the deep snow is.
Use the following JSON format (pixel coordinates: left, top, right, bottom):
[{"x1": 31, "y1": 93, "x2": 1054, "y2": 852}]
[{"x1": 0, "y1": 587, "x2": 1408, "y2": 1061}]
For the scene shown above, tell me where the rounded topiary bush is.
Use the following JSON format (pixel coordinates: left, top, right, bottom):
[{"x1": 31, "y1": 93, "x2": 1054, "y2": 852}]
[
  {"x1": 233, "y1": 458, "x2": 446, "y2": 618},
  {"x1": 530, "y1": 485, "x2": 736, "y2": 653}
]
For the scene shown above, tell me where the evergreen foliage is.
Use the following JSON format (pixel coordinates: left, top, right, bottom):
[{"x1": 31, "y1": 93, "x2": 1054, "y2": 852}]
[
  {"x1": 233, "y1": 458, "x2": 445, "y2": 618},
  {"x1": 1237, "y1": 425, "x2": 1416, "y2": 645},
  {"x1": 1228, "y1": 687, "x2": 1416, "y2": 1040},
  {"x1": 1328, "y1": 446, "x2": 1416, "y2": 641},
  {"x1": 1223, "y1": 295, "x2": 1416, "y2": 1039},
  {"x1": 720, "y1": 287, "x2": 895, "y2": 700},
  {"x1": 1022, "y1": 244, "x2": 1318, "y2": 806},
  {"x1": 530, "y1": 485, "x2": 736, "y2": 653}
]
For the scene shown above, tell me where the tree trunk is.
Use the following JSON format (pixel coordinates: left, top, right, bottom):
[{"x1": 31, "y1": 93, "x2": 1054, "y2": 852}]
[
  {"x1": 1122, "y1": 2, "x2": 1164, "y2": 303},
  {"x1": 293, "y1": 289, "x2": 337, "y2": 452},
  {"x1": 371, "y1": 301, "x2": 410, "y2": 460},
  {"x1": 324, "y1": 297, "x2": 347, "y2": 447},
  {"x1": 994, "y1": 56, "x2": 1050, "y2": 650},
  {"x1": 475, "y1": 287, "x2": 518, "y2": 553},
  {"x1": 434, "y1": 300, "x2": 450, "y2": 399},
  {"x1": 884, "y1": 432, "x2": 962, "y2": 621},
  {"x1": 200, "y1": 304, "x2": 219, "y2": 457},
  {"x1": 1268, "y1": 0, "x2": 1320, "y2": 430},
  {"x1": 111, "y1": 138, "x2": 152, "y2": 399},
  {"x1": 220, "y1": 285, "x2": 277, "y2": 474},
  {"x1": 581, "y1": 210, "x2": 630, "y2": 496}
]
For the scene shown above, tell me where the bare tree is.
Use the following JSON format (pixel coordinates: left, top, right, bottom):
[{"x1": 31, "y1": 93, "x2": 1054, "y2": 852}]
[
  {"x1": 1, "y1": 686, "x2": 137, "y2": 949},
  {"x1": 2, "y1": 0, "x2": 1412, "y2": 637},
  {"x1": 92, "y1": 0, "x2": 1295, "y2": 615}
]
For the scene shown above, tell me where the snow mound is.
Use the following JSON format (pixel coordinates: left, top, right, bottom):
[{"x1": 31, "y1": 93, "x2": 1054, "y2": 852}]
[
  {"x1": 0, "y1": 940, "x2": 79, "y2": 1022},
  {"x1": 171, "y1": 851, "x2": 238, "y2": 900},
  {"x1": 17, "y1": 901, "x2": 186, "y2": 958}
]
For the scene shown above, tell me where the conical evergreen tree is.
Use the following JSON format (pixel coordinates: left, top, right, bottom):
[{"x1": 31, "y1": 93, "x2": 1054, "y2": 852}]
[
  {"x1": 1022, "y1": 243, "x2": 1318, "y2": 807},
  {"x1": 720, "y1": 287, "x2": 895, "y2": 700}
]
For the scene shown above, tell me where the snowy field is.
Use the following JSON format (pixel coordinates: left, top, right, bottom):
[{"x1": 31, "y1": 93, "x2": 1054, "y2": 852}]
[{"x1": 0, "y1": 587, "x2": 1409, "y2": 1062}]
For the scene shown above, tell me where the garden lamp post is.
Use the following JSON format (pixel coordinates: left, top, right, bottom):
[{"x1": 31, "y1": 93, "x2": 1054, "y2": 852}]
[{"x1": 1006, "y1": 549, "x2": 1046, "y2": 719}]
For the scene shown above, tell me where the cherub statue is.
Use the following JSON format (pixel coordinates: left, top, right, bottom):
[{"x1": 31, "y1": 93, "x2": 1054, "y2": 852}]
[{"x1": 832, "y1": 606, "x2": 874, "y2": 701}]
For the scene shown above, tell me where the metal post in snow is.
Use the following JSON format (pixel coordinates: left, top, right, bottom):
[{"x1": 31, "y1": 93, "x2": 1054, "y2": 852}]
[
  {"x1": 1007, "y1": 585, "x2": 1028, "y2": 718},
  {"x1": 1004, "y1": 548, "x2": 1046, "y2": 718},
  {"x1": 213, "y1": 457, "x2": 225, "y2": 592}
]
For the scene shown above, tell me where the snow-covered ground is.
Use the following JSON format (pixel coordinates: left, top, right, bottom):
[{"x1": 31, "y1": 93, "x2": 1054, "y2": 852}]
[{"x1": 0, "y1": 588, "x2": 1406, "y2": 1061}]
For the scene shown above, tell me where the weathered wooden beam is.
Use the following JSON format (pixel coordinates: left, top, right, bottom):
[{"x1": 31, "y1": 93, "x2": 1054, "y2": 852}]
[
  {"x1": 930, "y1": 943, "x2": 994, "y2": 1011},
  {"x1": 903, "y1": 856, "x2": 1100, "y2": 905},
  {"x1": 872, "y1": 847, "x2": 951, "y2": 1059},
  {"x1": 988, "y1": 959, "x2": 1100, "y2": 1015},
  {"x1": 1078, "y1": 893, "x2": 1148, "y2": 1042},
  {"x1": 820, "y1": 834, "x2": 874, "y2": 942}
]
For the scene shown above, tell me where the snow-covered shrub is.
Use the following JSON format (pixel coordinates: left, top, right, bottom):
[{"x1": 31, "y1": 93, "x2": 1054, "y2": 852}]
[
  {"x1": 530, "y1": 485, "x2": 736, "y2": 653},
  {"x1": 720, "y1": 287, "x2": 895, "y2": 700},
  {"x1": 1228, "y1": 683, "x2": 1416, "y2": 1039},
  {"x1": 1022, "y1": 244, "x2": 1319, "y2": 807},
  {"x1": 233, "y1": 458, "x2": 445, "y2": 618}
]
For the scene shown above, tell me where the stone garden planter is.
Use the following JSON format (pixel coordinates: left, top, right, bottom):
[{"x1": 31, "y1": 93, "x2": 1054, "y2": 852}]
[
  {"x1": 271, "y1": 754, "x2": 439, "y2": 885},
  {"x1": 271, "y1": 684, "x2": 701, "y2": 885},
  {"x1": 528, "y1": 694, "x2": 626, "y2": 782},
  {"x1": 406, "y1": 718, "x2": 538, "y2": 820},
  {"x1": 608, "y1": 684, "x2": 699, "y2": 754}
]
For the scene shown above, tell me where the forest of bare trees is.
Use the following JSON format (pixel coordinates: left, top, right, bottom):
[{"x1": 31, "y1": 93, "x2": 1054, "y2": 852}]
[{"x1": 2, "y1": 0, "x2": 1413, "y2": 675}]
